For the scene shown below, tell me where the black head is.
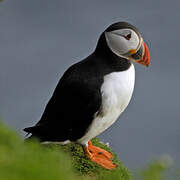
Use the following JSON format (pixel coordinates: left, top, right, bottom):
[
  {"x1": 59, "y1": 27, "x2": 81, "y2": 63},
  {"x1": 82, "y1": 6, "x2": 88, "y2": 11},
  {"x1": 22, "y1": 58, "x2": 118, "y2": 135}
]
[
  {"x1": 105, "y1": 22, "x2": 139, "y2": 34},
  {"x1": 95, "y1": 22, "x2": 150, "y2": 67}
]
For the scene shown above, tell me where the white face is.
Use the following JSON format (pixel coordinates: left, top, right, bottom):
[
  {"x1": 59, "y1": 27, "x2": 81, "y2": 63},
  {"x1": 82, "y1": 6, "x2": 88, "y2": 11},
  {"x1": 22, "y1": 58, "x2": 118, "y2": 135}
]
[{"x1": 105, "y1": 28, "x2": 142, "y2": 57}]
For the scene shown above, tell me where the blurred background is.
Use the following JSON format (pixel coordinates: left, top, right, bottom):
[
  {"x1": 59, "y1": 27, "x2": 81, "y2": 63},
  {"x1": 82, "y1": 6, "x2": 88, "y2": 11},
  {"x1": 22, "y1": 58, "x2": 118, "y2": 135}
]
[{"x1": 0, "y1": 0, "x2": 180, "y2": 170}]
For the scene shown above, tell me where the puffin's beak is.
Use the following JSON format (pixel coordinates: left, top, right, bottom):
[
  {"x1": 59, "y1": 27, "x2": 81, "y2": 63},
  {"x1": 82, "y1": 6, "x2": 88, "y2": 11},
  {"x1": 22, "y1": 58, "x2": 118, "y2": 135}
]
[{"x1": 128, "y1": 41, "x2": 150, "y2": 67}]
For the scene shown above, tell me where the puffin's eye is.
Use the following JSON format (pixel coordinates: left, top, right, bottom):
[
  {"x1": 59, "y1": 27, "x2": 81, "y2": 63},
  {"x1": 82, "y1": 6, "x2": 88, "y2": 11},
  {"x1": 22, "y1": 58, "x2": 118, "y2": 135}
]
[{"x1": 124, "y1": 33, "x2": 131, "y2": 40}]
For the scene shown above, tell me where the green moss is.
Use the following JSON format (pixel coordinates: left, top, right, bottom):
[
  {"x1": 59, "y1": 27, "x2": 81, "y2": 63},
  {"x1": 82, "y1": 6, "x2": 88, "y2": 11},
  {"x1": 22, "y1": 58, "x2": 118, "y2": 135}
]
[
  {"x1": 140, "y1": 162, "x2": 167, "y2": 180},
  {"x1": 138, "y1": 156, "x2": 174, "y2": 180},
  {"x1": 47, "y1": 138, "x2": 132, "y2": 180},
  {"x1": 0, "y1": 122, "x2": 132, "y2": 180}
]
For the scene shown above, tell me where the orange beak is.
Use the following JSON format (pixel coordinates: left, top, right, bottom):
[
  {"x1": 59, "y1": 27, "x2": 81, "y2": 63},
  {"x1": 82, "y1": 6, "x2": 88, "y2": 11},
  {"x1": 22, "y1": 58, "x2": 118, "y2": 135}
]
[
  {"x1": 128, "y1": 41, "x2": 150, "y2": 67},
  {"x1": 136, "y1": 41, "x2": 150, "y2": 67}
]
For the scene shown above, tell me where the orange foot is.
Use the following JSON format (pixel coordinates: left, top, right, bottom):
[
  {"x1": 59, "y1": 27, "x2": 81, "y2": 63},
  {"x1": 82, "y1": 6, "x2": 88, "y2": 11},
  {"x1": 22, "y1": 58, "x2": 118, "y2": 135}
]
[{"x1": 84, "y1": 141, "x2": 116, "y2": 170}]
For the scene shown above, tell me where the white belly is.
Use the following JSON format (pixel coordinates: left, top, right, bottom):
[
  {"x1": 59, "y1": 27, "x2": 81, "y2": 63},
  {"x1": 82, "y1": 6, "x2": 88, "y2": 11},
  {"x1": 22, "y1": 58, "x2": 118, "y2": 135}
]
[{"x1": 78, "y1": 64, "x2": 135, "y2": 145}]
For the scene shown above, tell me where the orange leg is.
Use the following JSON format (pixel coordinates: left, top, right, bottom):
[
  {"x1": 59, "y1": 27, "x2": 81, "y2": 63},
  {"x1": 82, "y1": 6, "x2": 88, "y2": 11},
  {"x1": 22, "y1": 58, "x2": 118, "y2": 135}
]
[{"x1": 84, "y1": 141, "x2": 116, "y2": 170}]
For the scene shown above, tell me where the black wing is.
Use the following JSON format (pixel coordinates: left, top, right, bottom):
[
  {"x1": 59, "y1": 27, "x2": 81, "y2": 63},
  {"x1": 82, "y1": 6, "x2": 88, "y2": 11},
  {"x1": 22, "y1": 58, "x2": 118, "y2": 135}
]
[{"x1": 24, "y1": 65, "x2": 102, "y2": 142}]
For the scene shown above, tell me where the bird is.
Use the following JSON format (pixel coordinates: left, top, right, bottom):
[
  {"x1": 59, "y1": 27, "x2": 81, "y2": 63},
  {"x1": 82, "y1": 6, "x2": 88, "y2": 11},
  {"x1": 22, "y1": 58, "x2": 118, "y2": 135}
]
[{"x1": 24, "y1": 22, "x2": 150, "y2": 170}]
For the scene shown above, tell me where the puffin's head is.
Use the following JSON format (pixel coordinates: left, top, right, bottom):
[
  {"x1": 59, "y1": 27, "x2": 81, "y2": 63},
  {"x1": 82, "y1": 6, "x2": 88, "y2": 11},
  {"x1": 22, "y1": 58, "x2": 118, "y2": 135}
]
[{"x1": 104, "y1": 22, "x2": 150, "y2": 67}]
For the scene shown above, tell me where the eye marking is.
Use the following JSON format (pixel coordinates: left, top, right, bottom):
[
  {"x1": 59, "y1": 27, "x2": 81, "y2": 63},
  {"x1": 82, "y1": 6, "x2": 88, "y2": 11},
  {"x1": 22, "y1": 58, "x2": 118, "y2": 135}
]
[{"x1": 124, "y1": 33, "x2": 131, "y2": 40}]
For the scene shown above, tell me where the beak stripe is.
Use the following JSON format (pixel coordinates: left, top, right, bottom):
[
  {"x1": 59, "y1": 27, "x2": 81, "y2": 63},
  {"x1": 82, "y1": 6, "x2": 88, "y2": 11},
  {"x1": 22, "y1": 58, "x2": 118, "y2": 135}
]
[
  {"x1": 136, "y1": 41, "x2": 150, "y2": 67},
  {"x1": 129, "y1": 49, "x2": 137, "y2": 55}
]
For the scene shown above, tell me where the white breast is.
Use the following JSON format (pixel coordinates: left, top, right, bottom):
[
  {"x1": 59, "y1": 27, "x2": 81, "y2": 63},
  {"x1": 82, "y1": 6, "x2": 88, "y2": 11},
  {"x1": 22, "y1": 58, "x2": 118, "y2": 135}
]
[{"x1": 77, "y1": 64, "x2": 135, "y2": 145}]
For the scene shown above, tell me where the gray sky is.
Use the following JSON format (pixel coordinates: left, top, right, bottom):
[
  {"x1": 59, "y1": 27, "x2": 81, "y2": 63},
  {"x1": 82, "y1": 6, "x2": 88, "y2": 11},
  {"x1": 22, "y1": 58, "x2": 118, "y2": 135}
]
[{"x1": 0, "y1": 0, "x2": 180, "y2": 169}]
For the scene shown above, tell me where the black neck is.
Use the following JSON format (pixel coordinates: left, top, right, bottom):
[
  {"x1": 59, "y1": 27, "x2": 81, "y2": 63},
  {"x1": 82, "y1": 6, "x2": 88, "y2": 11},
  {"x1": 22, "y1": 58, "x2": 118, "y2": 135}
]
[{"x1": 94, "y1": 33, "x2": 132, "y2": 71}]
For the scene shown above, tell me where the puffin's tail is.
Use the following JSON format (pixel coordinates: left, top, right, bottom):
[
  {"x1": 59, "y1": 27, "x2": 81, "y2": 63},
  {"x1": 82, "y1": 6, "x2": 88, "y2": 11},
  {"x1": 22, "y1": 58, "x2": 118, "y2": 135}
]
[
  {"x1": 24, "y1": 126, "x2": 40, "y2": 142},
  {"x1": 24, "y1": 134, "x2": 34, "y2": 142},
  {"x1": 24, "y1": 126, "x2": 35, "y2": 133},
  {"x1": 24, "y1": 125, "x2": 69, "y2": 143}
]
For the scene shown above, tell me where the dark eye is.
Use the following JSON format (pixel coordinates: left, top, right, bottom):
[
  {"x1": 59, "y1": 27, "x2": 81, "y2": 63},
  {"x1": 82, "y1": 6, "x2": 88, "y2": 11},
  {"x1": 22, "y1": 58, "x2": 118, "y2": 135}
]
[{"x1": 124, "y1": 33, "x2": 131, "y2": 40}]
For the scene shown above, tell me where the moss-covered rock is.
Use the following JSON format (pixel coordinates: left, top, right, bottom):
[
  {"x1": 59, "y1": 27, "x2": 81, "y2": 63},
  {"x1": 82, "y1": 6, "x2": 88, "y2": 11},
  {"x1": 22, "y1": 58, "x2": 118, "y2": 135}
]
[
  {"x1": 0, "y1": 122, "x2": 132, "y2": 180},
  {"x1": 45, "y1": 138, "x2": 132, "y2": 180}
]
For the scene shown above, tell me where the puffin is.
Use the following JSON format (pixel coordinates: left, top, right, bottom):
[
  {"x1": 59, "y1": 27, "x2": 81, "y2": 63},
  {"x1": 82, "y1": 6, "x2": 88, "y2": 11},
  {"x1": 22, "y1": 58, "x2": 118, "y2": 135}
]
[{"x1": 24, "y1": 22, "x2": 150, "y2": 170}]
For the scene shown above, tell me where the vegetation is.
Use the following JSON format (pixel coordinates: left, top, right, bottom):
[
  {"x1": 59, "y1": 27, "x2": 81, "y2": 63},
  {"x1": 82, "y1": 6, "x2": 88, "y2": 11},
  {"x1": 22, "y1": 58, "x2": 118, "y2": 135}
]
[
  {"x1": 138, "y1": 157, "x2": 174, "y2": 180},
  {"x1": 0, "y1": 122, "x2": 178, "y2": 180},
  {"x1": 45, "y1": 138, "x2": 132, "y2": 179},
  {"x1": 0, "y1": 122, "x2": 131, "y2": 180}
]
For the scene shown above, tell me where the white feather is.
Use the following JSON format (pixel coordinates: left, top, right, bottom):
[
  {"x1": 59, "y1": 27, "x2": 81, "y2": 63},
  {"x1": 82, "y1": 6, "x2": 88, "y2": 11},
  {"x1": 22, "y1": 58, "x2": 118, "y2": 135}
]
[{"x1": 77, "y1": 64, "x2": 135, "y2": 145}]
